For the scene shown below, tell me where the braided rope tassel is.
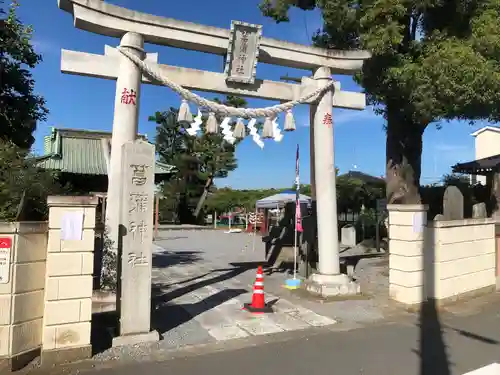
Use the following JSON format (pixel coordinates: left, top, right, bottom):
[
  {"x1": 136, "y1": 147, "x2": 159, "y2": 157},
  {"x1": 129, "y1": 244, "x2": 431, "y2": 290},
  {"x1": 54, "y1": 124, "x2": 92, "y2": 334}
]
[
  {"x1": 233, "y1": 118, "x2": 246, "y2": 139},
  {"x1": 178, "y1": 99, "x2": 193, "y2": 122},
  {"x1": 205, "y1": 112, "x2": 218, "y2": 134}
]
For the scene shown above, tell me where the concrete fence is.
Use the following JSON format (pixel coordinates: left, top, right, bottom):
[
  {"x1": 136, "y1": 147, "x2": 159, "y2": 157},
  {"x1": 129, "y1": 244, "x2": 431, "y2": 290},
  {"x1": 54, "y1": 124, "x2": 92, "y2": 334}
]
[
  {"x1": 0, "y1": 196, "x2": 98, "y2": 370},
  {"x1": 388, "y1": 204, "x2": 497, "y2": 305},
  {"x1": 0, "y1": 221, "x2": 48, "y2": 370}
]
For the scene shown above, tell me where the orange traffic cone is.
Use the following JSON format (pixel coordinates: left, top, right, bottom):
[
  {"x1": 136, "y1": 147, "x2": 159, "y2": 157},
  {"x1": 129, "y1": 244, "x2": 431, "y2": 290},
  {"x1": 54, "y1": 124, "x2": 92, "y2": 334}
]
[{"x1": 243, "y1": 266, "x2": 273, "y2": 314}]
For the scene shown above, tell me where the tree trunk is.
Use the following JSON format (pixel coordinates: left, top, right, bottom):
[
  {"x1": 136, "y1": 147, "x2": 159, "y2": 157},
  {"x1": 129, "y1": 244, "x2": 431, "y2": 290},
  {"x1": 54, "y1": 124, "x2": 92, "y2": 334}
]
[{"x1": 386, "y1": 112, "x2": 425, "y2": 204}]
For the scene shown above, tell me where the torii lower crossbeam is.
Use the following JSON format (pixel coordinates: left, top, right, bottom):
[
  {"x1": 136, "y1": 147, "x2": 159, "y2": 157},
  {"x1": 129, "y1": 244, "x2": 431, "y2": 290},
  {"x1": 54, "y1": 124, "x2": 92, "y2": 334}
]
[{"x1": 61, "y1": 49, "x2": 366, "y2": 111}]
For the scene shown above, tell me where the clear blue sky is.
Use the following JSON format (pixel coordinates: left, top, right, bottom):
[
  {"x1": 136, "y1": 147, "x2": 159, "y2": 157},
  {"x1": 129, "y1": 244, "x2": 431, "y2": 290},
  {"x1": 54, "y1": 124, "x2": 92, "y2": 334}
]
[{"x1": 20, "y1": 0, "x2": 495, "y2": 189}]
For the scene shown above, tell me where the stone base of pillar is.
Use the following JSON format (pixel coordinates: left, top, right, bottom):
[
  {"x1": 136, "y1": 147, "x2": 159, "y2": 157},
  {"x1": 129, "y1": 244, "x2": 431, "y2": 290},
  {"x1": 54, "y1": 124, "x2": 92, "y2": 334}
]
[
  {"x1": 112, "y1": 330, "x2": 160, "y2": 347},
  {"x1": 304, "y1": 273, "x2": 360, "y2": 297}
]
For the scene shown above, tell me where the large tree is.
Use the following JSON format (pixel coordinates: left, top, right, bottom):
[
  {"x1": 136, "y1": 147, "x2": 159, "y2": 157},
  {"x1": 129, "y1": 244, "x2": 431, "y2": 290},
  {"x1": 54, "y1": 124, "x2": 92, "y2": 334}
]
[
  {"x1": 0, "y1": 1, "x2": 47, "y2": 149},
  {"x1": 260, "y1": 0, "x2": 500, "y2": 203},
  {"x1": 151, "y1": 96, "x2": 243, "y2": 223}
]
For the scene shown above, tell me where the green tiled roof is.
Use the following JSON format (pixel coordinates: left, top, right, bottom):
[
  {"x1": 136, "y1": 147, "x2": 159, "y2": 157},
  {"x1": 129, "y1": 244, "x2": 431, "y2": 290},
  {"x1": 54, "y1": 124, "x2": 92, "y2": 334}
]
[{"x1": 36, "y1": 128, "x2": 174, "y2": 176}]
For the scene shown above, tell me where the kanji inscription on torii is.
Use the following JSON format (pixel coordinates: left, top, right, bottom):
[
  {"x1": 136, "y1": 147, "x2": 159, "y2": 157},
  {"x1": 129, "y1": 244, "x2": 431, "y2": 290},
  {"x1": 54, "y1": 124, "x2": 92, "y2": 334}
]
[
  {"x1": 224, "y1": 21, "x2": 262, "y2": 84},
  {"x1": 118, "y1": 140, "x2": 156, "y2": 335},
  {"x1": 323, "y1": 113, "x2": 333, "y2": 127},
  {"x1": 121, "y1": 88, "x2": 137, "y2": 105}
]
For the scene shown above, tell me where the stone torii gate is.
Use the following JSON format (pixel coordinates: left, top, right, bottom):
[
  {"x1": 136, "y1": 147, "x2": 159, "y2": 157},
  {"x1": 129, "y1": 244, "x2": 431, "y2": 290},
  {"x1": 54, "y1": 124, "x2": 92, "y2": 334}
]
[{"x1": 58, "y1": 0, "x2": 369, "y2": 329}]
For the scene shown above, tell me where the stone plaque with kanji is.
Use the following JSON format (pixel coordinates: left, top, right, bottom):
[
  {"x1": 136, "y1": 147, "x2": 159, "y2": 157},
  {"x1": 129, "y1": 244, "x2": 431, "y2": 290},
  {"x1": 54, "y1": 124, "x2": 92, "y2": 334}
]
[
  {"x1": 224, "y1": 21, "x2": 262, "y2": 84},
  {"x1": 119, "y1": 140, "x2": 155, "y2": 336}
]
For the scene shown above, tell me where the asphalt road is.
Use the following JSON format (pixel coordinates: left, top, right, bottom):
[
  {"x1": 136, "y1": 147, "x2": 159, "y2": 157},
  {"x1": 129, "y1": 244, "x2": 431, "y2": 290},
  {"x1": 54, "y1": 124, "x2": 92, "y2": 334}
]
[{"x1": 39, "y1": 298, "x2": 500, "y2": 375}]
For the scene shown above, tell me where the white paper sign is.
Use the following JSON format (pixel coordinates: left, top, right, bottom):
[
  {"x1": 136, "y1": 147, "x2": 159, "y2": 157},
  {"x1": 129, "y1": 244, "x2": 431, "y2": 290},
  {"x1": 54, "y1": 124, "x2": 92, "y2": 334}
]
[
  {"x1": 61, "y1": 211, "x2": 84, "y2": 240},
  {"x1": 0, "y1": 237, "x2": 12, "y2": 284},
  {"x1": 412, "y1": 212, "x2": 425, "y2": 233}
]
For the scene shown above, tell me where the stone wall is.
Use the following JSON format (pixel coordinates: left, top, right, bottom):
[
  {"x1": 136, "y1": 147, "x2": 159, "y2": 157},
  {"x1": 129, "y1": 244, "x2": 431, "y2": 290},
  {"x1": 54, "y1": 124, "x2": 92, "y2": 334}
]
[
  {"x1": 429, "y1": 218, "x2": 496, "y2": 300},
  {"x1": 388, "y1": 204, "x2": 497, "y2": 305},
  {"x1": 0, "y1": 222, "x2": 48, "y2": 370}
]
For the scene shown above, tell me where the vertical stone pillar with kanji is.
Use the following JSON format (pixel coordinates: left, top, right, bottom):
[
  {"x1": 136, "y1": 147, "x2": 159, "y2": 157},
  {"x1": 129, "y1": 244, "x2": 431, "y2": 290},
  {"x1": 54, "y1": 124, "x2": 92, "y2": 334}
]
[
  {"x1": 112, "y1": 140, "x2": 159, "y2": 346},
  {"x1": 106, "y1": 32, "x2": 145, "y2": 258}
]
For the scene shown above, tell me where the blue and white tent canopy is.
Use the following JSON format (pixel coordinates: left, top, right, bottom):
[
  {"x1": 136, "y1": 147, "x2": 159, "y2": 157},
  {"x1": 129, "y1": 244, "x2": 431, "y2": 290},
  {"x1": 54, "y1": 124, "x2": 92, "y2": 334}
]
[{"x1": 256, "y1": 190, "x2": 311, "y2": 209}]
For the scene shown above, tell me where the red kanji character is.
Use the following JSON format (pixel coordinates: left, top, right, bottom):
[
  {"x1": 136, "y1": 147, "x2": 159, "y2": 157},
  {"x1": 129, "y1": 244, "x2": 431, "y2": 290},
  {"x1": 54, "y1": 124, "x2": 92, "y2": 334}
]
[
  {"x1": 121, "y1": 88, "x2": 137, "y2": 105},
  {"x1": 323, "y1": 113, "x2": 332, "y2": 127}
]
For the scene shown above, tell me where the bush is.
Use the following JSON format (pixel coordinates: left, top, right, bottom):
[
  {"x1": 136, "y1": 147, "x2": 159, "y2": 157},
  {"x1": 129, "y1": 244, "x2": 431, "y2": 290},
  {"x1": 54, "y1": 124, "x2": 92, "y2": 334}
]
[
  {"x1": 0, "y1": 141, "x2": 66, "y2": 221},
  {"x1": 100, "y1": 226, "x2": 117, "y2": 291}
]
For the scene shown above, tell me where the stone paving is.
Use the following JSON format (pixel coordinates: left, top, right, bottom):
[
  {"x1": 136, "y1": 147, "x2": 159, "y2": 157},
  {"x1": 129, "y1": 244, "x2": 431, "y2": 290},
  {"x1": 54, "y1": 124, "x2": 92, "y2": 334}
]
[
  {"x1": 149, "y1": 230, "x2": 389, "y2": 346},
  {"x1": 92, "y1": 230, "x2": 390, "y2": 361},
  {"x1": 152, "y1": 252, "x2": 336, "y2": 342}
]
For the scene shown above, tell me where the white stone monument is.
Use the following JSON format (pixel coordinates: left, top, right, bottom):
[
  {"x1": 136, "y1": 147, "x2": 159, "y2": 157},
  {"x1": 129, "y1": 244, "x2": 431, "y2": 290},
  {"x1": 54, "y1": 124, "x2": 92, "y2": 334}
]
[
  {"x1": 341, "y1": 225, "x2": 356, "y2": 247},
  {"x1": 57, "y1": 0, "x2": 370, "y2": 298},
  {"x1": 113, "y1": 140, "x2": 159, "y2": 346}
]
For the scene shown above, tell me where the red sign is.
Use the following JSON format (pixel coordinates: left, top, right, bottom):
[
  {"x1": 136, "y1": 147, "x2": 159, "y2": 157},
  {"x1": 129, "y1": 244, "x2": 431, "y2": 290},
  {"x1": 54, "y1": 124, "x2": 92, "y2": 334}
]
[{"x1": 0, "y1": 238, "x2": 11, "y2": 249}]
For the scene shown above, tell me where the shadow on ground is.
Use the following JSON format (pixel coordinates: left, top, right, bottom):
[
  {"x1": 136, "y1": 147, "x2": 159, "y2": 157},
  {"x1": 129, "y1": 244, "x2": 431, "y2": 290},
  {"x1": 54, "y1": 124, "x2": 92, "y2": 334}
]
[
  {"x1": 152, "y1": 288, "x2": 248, "y2": 335},
  {"x1": 153, "y1": 236, "x2": 189, "y2": 241},
  {"x1": 91, "y1": 310, "x2": 118, "y2": 356},
  {"x1": 151, "y1": 261, "x2": 263, "y2": 336},
  {"x1": 152, "y1": 250, "x2": 202, "y2": 268},
  {"x1": 90, "y1": 250, "x2": 203, "y2": 355},
  {"x1": 415, "y1": 219, "x2": 499, "y2": 375}
]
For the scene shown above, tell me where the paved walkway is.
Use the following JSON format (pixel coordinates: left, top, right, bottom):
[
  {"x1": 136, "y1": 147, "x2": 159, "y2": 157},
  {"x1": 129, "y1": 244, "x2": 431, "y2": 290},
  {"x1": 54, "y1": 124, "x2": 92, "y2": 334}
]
[
  {"x1": 147, "y1": 230, "x2": 392, "y2": 346},
  {"x1": 87, "y1": 231, "x2": 388, "y2": 363},
  {"x1": 151, "y1": 250, "x2": 336, "y2": 342}
]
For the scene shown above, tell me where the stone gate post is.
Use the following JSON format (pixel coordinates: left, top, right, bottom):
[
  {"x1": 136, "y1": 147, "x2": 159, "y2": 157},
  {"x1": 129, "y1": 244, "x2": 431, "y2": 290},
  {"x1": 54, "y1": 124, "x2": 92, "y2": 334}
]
[
  {"x1": 388, "y1": 204, "x2": 428, "y2": 305},
  {"x1": 42, "y1": 196, "x2": 98, "y2": 365}
]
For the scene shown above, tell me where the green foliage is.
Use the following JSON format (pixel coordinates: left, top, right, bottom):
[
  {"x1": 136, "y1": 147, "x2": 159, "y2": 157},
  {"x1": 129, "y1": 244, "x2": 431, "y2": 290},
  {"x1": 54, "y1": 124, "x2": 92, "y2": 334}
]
[
  {"x1": 336, "y1": 175, "x2": 385, "y2": 212},
  {"x1": 204, "y1": 176, "x2": 384, "y2": 215},
  {"x1": 100, "y1": 226, "x2": 117, "y2": 291},
  {"x1": 260, "y1": 0, "x2": 500, "y2": 203},
  {"x1": 0, "y1": 141, "x2": 66, "y2": 222},
  {"x1": 205, "y1": 187, "x2": 287, "y2": 213},
  {"x1": 0, "y1": 1, "x2": 48, "y2": 149}
]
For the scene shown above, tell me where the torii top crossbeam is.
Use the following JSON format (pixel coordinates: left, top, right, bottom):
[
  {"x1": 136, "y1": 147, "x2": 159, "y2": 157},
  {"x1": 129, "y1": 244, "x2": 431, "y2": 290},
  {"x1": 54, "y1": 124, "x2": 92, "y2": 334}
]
[{"x1": 58, "y1": 0, "x2": 369, "y2": 73}]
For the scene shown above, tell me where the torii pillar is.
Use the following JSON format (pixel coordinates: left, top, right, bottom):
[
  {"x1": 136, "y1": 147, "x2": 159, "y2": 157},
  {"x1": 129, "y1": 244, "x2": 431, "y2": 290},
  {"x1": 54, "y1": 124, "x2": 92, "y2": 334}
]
[
  {"x1": 106, "y1": 32, "x2": 145, "y2": 250},
  {"x1": 304, "y1": 68, "x2": 360, "y2": 296}
]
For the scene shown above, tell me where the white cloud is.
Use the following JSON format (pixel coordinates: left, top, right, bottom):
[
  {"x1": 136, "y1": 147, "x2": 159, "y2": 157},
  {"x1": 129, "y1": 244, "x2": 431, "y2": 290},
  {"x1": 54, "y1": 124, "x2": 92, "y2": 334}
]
[{"x1": 32, "y1": 38, "x2": 58, "y2": 54}]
